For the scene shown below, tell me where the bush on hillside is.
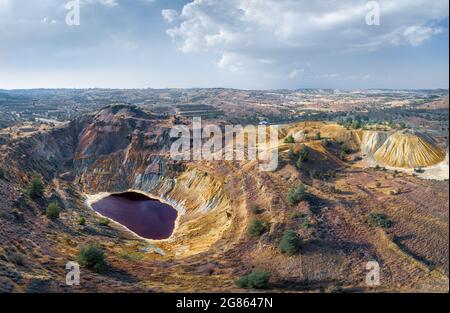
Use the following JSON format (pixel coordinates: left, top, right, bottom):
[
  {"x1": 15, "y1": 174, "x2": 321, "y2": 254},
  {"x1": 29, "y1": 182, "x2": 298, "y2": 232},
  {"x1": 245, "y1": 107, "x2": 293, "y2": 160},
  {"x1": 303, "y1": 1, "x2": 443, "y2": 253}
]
[
  {"x1": 247, "y1": 218, "x2": 266, "y2": 237},
  {"x1": 279, "y1": 230, "x2": 302, "y2": 256},
  {"x1": 77, "y1": 244, "x2": 107, "y2": 272},
  {"x1": 46, "y1": 202, "x2": 60, "y2": 220},
  {"x1": 286, "y1": 184, "x2": 307, "y2": 206},
  {"x1": 284, "y1": 135, "x2": 295, "y2": 143},
  {"x1": 235, "y1": 270, "x2": 271, "y2": 289},
  {"x1": 26, "y1": 175, "x2": 45, "y2": 199},
  {"x1": 367, "y1": 212, "x2": 392, "y2": 228}
]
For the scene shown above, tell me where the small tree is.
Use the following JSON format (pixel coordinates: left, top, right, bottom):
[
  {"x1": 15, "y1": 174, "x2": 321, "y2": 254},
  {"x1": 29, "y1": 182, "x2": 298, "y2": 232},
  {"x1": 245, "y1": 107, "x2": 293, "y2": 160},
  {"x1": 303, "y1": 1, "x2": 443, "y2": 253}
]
[
  {"x1": 298, "y1": 144, "x2": 309, "y2": 162},
  {"x1": 367, "y1": 212, "x2": 392, "y2": 228},
  {"x1": 27, "y1": 175, "x2": 44, "y2": 199},
  {"x1": 315, "y1": 132, "x2": 321, "y2": 140},
  {"x1": 286, "y1": 184, "x2": 307, "y2": 206},
  {"x1": 77, "y1": 244, "x2": 107, "y2": 272},
  {"x1": 284, "y1": 135, "x2": 295, "y2": 144},
  {"x1": 46, "y1": 202, "x2": 60, "y2": 220},
  {"x1": 78, "y1": 216, "x2": 86, "y2": 226},
  {"x1": 247, "y1": 218, "x2": 266, "y2": 237},
  {"x1": 98, "y1": 217, "x2": 110, "y2": 226},
  {"x1": 235, "y1": 270, "x2": 271, "y2": 289},
  {"x1": 279, "y1": 230, "x2": 302, "y2": 256}
]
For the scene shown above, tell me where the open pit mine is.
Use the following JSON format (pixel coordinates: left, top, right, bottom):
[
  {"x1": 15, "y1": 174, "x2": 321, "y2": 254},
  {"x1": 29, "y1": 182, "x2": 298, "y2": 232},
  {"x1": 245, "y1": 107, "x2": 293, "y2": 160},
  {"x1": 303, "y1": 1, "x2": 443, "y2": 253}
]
[{"x1": 0, "y1": 105, "x2": 448, "y2": 292}]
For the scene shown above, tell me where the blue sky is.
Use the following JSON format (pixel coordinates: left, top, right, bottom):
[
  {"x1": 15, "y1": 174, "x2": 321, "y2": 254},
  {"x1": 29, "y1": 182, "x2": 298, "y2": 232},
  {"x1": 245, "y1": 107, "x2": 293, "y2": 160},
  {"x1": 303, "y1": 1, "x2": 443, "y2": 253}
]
[{"x1": 0, "y1": 0, "x2": 448, "y2": 89}]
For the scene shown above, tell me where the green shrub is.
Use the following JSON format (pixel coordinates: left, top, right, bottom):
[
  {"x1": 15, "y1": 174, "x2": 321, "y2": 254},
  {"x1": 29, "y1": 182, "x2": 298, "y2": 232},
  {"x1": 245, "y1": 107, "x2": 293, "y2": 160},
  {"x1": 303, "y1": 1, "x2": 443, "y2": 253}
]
[
  {"x1": 247, "y1": 218, "x2": 266, "y2": 237},
  {"x1": 298, "y1": 144, "x2": 309, "y2": 162},
  {"x1": 98, "y1": 217, "x2": 110, "y2": 226},
  {"x1": 78, "y1": 216, "x2": 86, "y2": 226},
  {"x1": 26, "y1": 175, "x2": 44, "y2": 199},
  {"x1": 46, "y1": 203, "x2": 60, "y2": 220},
  {"x1": 235, "y1": 270, "x2": 271, "y2": 289},
  {"x1": 279, "y1": 230, "x2": 302, "y2": 256},
  {"x1": 77, "y1": 244, "x2": 107, "y2": 272},
  {"x1": 375, "y1": 182, "x2": 382, "y2": 188},
  {"x1": 291, "y1": 211, "x2": 304, "y2": 219},
  {"x1": 315, "y1": 132, "x2": 321, "y2": 140},
  {"x1": 284, "y1": 135, "x2": 295, "y2": 143},
  {"x1": 367, "y1": 212, "x2": 393, "y2": 228},
  {"x1": 286, "y1": 184, "x2": 307, "y2": 206}
]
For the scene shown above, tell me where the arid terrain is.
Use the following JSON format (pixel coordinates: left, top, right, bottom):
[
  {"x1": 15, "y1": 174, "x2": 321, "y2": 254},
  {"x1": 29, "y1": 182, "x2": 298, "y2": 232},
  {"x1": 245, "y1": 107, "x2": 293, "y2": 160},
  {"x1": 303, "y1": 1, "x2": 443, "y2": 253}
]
[{"x1": 0, "y1": 95, "x2": 448, "y2": 293}]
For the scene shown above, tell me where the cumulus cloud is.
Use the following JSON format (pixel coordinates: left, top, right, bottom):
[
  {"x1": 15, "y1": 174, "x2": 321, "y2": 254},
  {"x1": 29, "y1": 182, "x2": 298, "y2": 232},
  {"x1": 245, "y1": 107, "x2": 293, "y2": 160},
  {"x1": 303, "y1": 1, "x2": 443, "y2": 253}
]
[
  {"x1": 403, "y1": 25, "x2": 443, "y2": 46},
  {"x1": 164, "y1": 0, "x2": 449, "y2": 73},
  {"x1": 161, "y1": 9, "x2": 179, "y2": 23}
]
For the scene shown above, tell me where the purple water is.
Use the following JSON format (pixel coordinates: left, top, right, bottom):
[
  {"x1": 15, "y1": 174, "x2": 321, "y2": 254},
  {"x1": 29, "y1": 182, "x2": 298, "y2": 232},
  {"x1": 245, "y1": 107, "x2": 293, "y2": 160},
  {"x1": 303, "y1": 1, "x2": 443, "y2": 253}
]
[{"x1": 91, "y1": 192, "x2": 177, "y2": 240}]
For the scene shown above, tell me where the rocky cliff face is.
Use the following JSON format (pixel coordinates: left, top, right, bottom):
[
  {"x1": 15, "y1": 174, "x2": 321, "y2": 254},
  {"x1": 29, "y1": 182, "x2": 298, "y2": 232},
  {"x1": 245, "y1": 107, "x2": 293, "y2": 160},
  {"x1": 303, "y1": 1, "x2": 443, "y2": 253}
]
[{"x1": 5, "y1": 106, "x2": 238, "y2": 257}]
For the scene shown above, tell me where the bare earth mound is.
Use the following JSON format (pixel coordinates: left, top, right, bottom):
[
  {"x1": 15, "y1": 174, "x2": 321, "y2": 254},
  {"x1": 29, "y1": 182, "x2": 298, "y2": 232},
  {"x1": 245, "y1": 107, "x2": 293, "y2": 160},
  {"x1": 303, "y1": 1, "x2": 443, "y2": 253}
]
[{"x1": 374, "y1": 130, "x2": 446, "y2": 168}]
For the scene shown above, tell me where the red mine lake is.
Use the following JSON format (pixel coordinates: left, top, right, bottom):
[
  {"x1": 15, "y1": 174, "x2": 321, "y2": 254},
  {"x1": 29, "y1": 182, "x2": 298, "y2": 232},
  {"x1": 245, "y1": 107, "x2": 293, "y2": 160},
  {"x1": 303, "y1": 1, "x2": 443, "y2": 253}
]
[{"x1": 91, "y1": 192, "x2": 177, "y2": 240}]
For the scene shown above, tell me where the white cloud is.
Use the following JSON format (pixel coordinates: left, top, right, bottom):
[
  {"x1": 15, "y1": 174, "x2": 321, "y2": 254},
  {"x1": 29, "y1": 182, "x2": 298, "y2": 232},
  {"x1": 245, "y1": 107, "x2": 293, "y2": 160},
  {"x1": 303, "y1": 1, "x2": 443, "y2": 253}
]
[
  {"x1": 161, "y1": 9, "x2": 179, "y2": 23},
  {"x1": 84, "y1": 0, "x2": 119, "y2": 7},
  {"x1": 98, "y1": 0, "x2": 119, "y2": 7},
  {"x1": 403, "y1": 25, "x2": 443, "y2": 46},
  {"x1": 164, "y1": 0, "x2": 449, "y2": 72}
]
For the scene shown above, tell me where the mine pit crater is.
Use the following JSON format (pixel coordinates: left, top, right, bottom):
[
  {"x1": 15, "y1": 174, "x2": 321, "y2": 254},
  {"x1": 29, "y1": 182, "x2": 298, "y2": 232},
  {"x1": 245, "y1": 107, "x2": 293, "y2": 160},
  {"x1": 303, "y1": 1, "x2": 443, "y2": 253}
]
[{"x1": 86, "y1": 190, "x2": 180, "y2": 241}]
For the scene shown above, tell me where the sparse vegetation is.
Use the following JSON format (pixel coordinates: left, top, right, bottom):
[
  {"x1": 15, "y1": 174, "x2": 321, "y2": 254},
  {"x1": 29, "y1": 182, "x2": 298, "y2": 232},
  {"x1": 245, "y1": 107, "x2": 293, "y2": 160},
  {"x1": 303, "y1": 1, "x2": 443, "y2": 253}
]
[
  {"x1": 291, "y1": 211, "x2": 305, "y2": 219},
  {"x1": 298, "y1": 144, "x2": 309, "y2": 162},
  {"x1": 279, "y1": 230, "x2": 302, "y2": 256},
  {"x1": 77, "y1": 244, "x2": 107, "y2": 272},
  {"x1": 367, "y1": 212, "x2": 393, "y2": 228},
  {"x1": 26, "y1": 175, "x2": 45, "y2": 199},
  {"x1": 98, "y1": 217, "x2": 110, "y2": 226},
  {"x1": 315, "y1": 132, "x2": 321, "y2": 140},
  {"x1": 78, "y1": 216, "x2": 86, "y2": 226},
  {"x1": 340, "y1": 145, "x2": 351, "y2": 160},
  {"x1": 284, "y1": 134, "x2": 295, "y2": 143},
  {"x1": 46, "y1": 202, "x2": 60, "y2": 220},
  {"x1": 247, "y1": 218, "x2": 266, "y2": 237},
  {"x1": 235, "y1": 270, "x2": 271, "y2": 289},
  {"x1": 286, "y1": 184, "x2": 307, "y2": 206}
]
